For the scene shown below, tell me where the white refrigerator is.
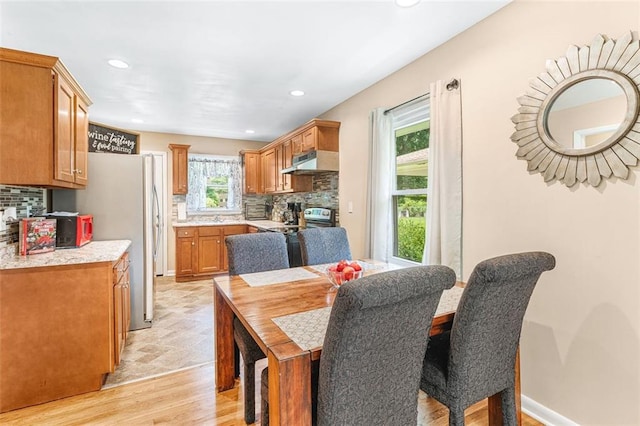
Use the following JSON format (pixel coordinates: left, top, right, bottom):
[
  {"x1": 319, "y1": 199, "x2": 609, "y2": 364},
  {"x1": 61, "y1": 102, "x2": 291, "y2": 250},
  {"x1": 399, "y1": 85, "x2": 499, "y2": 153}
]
[{"x1": 53, "y1": 153, "x2": 160, "y2": 330}]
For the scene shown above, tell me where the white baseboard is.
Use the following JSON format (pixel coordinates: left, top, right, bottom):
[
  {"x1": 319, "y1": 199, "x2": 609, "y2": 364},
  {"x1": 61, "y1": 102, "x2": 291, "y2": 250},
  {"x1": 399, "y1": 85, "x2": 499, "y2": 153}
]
[
  {"x1": 166, "y1": 270, "x2": 175, "y2": 276},
  {"x1": 522, "y1": 395, "x2": 579, "y2": 426}
]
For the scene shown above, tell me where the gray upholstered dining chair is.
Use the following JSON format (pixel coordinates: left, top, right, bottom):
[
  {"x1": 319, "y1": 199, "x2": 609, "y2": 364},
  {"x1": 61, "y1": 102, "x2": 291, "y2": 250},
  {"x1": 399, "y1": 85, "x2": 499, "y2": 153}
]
[
  {"x1": 261, "y1": 264, "x2": 457, "y2": 425},
  {"x1": 225, "y1": 232, "x2": 290, "y2": 424},
  {"x1": 297, "y1": 227, "x2": 352, "y2": 266},
  {"x1": 420, "y1": 251, "x2": 556, "y2": 426}
]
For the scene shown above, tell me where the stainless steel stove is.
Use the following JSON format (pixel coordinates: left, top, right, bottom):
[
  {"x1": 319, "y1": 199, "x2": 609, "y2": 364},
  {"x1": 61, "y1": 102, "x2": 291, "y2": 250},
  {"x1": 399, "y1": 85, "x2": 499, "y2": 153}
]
[{"x1": 303, "y1": 207, "x2": 336, "y2": 228}]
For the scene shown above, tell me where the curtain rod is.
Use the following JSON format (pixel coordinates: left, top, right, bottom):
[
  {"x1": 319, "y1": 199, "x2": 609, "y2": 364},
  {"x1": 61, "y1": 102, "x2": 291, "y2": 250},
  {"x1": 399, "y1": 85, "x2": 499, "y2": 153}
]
[
  {"x1": 383, "y1": 93, "x2": 428, "y2": 115},
  {"x1": 383, "y1": 78, "x2": 460, "y2": 115}
]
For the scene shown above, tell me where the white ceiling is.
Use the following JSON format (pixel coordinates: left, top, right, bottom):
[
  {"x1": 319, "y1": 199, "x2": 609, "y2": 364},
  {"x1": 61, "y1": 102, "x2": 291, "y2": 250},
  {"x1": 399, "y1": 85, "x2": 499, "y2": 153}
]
[{"x1": 1, "y1": 0, "x2": 509, "y2": 142}]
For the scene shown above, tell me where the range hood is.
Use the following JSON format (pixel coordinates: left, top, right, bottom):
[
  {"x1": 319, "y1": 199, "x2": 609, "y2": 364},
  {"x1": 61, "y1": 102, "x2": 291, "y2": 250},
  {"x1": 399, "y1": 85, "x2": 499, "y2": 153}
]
[{"x1": 281, "y1": 150, "x2": 339, "y2": 175}]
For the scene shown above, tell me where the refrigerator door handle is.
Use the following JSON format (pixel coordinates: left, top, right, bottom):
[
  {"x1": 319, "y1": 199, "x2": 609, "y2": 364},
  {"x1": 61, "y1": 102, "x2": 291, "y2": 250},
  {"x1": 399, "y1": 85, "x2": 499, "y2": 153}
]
[{"x1": 152, "y1": 184, "x2": 161, "y2": 261}]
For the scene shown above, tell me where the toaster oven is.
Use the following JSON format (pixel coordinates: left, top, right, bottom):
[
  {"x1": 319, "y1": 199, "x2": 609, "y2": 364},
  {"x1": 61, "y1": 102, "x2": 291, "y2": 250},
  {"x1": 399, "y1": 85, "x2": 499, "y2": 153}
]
[{"x1": 49, "y1": 214, "x2": 93, "y2": 248}]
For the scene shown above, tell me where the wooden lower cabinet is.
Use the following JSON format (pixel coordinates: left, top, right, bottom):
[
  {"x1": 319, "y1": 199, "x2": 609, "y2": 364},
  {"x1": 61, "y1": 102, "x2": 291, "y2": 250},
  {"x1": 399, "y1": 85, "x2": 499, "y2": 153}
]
[
  {"x1": 176, "y1": 228, "x2": 197, "y2": 277},
  {"x1": 0, "y1": 251, "x2": 130, "y2": 413},
  {"x1": 197, "y1": 227, "x2": 222, "y2": 275},
  {"x1": 175, "y1": 225, "x2": 248, "y2": 282},
  {"x1": 113, "y1": 252, "x2": 130, "y2": 367}
]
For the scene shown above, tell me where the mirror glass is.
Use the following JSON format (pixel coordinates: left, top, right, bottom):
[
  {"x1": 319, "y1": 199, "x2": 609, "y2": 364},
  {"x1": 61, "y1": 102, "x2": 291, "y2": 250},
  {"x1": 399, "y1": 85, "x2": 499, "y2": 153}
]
[{"x1": 546, "y1": 78, "x2": 627, "y2": 149}]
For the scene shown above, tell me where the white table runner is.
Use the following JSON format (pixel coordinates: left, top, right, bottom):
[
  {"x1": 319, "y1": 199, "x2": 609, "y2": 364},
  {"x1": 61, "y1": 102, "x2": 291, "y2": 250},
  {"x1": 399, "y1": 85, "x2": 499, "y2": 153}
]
[
  {"x1": 241, "y1": 267, "x2": 320, "y2": 287},
  {"x1": 272, "y1": 286, "x2": 464, "y2": 350}
]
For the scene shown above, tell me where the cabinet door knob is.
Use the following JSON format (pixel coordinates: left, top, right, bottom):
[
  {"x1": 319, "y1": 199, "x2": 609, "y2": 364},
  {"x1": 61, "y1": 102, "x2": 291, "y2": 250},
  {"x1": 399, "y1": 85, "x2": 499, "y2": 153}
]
[{"x1": 192, "y1": 242, "x2": 195, "y2": 246}]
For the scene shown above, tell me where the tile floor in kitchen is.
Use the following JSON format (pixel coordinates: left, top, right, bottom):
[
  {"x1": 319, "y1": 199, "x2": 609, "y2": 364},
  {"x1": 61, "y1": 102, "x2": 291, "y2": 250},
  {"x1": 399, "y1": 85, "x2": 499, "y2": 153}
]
[{"x1": 102, "y1": 275, "x2": 214, "y2": 388}]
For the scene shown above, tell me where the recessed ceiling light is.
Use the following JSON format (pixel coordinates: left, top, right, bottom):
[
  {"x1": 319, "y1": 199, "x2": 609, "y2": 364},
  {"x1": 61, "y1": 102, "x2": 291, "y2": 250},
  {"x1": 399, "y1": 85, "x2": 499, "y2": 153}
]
[
  {"x1": 245, "y1": 129, "x2": 255, "y2": 134},
  {"x1": 395, "y1": 0, "x2": 420, "y2": 7},
  {"x1": 131, "y1": 118, "x2": 144, "y2": 124},
  {"x1": 290, "y1": 90, "x2": 305, "y2": 97},
  {"x1": 108, "y1": 59, "x2": 129, "y2": 69}
]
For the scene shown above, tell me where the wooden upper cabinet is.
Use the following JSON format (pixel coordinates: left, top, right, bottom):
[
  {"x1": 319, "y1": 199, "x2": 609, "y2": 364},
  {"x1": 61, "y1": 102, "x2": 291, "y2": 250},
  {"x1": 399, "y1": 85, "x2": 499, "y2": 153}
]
[
  {"x1": 275, "y1": 143, "x2": 286, "y2": 191},
  {"x1": 246, "y1": 119, "x2": 338, "y2": 195},
  {"x1": 169, "y1": 144, "x2": 190, "y2": 195},
  {"x1": 262, "y1": 148, "x2": 277, "y2": 193},
  {"x1": 242, "y1": 151, "x2": 261, "y2": 194},
  {"x1": 299, "y1": 121, "x2": 340, "y2": 153},
  {"x1": 281, "y1": 139, "x2": 293, "y2": 191},
  {"x1": 259, "y1": 142, "x2": 311, "y2": 194},
  {"x1": 0, "y1": 47, "x2": 92, "y2": 189},
  {"x1": 291, "y1": 133, "x2": 303, "y2": 155},
  {"x1": 74, "y1": 97, "x2": 90, "y2": 186},
  {"x1": 55, "y1": 77, "x2": 75, "y2": 183},
  {"x1": 301, "y1": 127, "x2": 317, "y2": 153}
]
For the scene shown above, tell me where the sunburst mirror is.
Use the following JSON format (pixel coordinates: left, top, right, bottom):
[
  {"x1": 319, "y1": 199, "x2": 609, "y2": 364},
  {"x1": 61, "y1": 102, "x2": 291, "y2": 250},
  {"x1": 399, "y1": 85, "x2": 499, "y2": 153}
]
[{"x1": 511, "y1": 31, "x2": 640, "y2": 187}]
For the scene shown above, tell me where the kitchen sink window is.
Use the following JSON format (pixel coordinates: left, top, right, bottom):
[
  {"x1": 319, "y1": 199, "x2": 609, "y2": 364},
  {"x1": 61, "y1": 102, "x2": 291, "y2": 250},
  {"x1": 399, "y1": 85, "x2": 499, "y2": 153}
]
[{"x1": 187, "y1": 154, "x2": 242, "y2": 212}]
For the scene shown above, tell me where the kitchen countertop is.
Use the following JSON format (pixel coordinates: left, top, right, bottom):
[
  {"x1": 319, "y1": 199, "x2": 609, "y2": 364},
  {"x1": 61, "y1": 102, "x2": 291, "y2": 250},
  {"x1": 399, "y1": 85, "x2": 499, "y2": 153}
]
[
  {"x1": 172, "y1": 219, "x2": 299, "y2": 230},
  {"x1": 0, "y1": 240, "x2": 131, "y2": 271}
]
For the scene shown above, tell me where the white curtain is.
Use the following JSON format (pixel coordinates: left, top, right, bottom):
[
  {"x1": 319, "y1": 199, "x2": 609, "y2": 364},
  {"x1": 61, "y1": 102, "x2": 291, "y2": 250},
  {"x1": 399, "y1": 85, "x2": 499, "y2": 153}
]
[
  {"x1": 186, "y1": 155, "x2": 242, "y2": 211},
  {"x1": 365, "y1": 108, "x2": 393, "y2": 261},
  {"x1": 423, "y1": 79, "x2": 462, "y2": 278}
]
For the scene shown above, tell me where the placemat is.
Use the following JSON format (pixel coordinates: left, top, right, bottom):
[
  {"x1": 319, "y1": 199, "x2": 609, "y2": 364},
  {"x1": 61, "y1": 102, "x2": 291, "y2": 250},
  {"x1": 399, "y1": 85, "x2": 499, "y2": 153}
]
[
  {"x1": 272, "y1": 286, "x2": 464, "y2": 350},
  {"x1": 240, "y1": 267, "x2": 320, "y2": 287}
]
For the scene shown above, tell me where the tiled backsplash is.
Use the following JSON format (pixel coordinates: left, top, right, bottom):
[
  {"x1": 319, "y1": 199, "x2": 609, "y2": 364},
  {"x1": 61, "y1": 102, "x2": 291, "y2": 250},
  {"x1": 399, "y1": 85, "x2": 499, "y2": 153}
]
[
  {"x1": 0, "y1": 185, "x2": 46, "y2": 259},
  {"x1": 171, "y1": 171, "x2": 339, "y2": 225},
  {"x1": 272, "y1": 172, "x2": 340, "y2": 224}
]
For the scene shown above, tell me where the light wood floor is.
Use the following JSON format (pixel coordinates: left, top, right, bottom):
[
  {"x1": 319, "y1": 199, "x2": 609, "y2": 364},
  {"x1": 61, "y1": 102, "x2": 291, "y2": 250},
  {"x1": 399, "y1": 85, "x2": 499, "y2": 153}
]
[
  {"x1": 0, "y1": 277, "x2": 542, "y2": 425},
  {"x1": 0, "y1": 362, "x2": 542, "y2": 425}
]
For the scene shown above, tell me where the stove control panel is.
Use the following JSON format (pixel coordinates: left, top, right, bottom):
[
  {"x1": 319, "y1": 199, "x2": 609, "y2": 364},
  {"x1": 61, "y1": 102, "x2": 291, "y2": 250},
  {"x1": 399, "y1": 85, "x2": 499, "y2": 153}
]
[{"x1": 303, "y1": 208, "x2": 332, "y2": 221}]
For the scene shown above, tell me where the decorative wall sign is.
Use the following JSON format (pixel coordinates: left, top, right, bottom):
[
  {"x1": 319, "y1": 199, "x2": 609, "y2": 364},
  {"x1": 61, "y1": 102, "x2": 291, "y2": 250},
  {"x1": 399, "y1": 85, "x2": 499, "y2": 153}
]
[
  {"x1": 511, "y1": 32, "x2": 640, "y2": 187},
  {"x1": 88, "y1": 122, "x2": 139, "y2": 155}
]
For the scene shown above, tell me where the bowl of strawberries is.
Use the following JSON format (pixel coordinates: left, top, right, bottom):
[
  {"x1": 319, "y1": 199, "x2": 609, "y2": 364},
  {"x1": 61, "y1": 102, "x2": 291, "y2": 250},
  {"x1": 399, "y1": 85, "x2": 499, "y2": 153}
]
[{"x1": 326, "y1": 260, "x2": 364, "y2": 289}]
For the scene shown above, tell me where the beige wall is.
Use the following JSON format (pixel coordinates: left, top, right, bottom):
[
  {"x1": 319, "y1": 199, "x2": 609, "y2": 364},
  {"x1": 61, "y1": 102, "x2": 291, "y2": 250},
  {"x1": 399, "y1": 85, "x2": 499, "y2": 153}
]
[
  {"x1": 138, "y1": 131, "x2": 267, "y2": 273},
  {"x1": 321, "y1": 1, "x2": 640, "y2": 423}
]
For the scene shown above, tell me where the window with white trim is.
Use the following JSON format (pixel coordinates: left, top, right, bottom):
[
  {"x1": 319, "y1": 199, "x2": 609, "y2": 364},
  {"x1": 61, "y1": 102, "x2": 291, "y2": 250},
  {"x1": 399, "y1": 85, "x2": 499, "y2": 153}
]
[
  {"x1": 390, "y1": 99, "x2": 430, "y2": 263},
  {"x1": 186, "y1": 154, "x2": 242, "y2": 212}
]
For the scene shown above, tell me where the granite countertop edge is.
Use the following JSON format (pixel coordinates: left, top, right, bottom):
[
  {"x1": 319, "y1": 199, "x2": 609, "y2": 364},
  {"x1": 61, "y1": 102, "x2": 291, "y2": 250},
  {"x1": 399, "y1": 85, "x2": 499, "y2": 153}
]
[
  {"x1": 172, "y1": 219, "x2": 298, "y2": 230},
  {"x1": 0, "y1": 240, "x2": 132, "y2": 271}
]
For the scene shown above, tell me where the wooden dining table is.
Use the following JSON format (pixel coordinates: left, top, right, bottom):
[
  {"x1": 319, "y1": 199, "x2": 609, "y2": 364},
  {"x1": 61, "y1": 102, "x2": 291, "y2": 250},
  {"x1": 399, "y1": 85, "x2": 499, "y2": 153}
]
[{"x1": 213, "y1": 261, "x2": 521, "y2": 425}]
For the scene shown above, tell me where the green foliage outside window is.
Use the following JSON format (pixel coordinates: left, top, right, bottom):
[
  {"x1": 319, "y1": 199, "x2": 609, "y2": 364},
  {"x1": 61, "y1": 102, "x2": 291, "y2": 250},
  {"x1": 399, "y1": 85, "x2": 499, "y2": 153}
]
[
  {"x1": 206, "y1": 176, "x2": 228, "y2": 208},
  {"x1": 396, "y1": 127, "x2": 429, "y2": 156},
  {"x1": 397, "y1": 217, "x2": 425, "y2": 262}
]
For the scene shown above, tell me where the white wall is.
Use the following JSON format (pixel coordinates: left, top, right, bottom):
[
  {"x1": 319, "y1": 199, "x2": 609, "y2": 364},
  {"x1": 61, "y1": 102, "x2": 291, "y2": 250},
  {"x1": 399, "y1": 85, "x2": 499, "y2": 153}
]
[{"x1": 321, "y1": 1, "x2": 640, "y2": 423}]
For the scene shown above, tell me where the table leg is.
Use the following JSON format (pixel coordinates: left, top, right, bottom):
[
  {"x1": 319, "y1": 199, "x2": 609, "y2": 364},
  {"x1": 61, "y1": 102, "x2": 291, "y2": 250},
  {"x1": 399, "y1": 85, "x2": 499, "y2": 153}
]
[
  {"x1": 214, "y1": 286, "x2": 235, "y2": 392},
  {"x1": 488, "y1": 348, "x2": 522, "y2": 425},
  {"x1": 268, "y1": 343, "x2": 312, "y2": 426}
]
